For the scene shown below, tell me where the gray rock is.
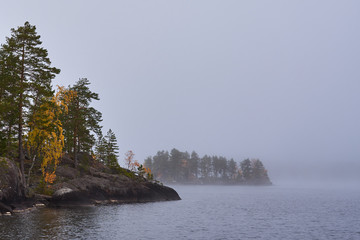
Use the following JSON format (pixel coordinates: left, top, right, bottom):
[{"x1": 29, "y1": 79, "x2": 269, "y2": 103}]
[
  {"x1": 53, "y1": 187, "x2": 73, "y2": 198},
  {"x1": 55, "y1": 166, "x2": 79, "y2": 179},
  {"x1": 0, "y1": 155, "x2": 181, "y2": 210},
  {"x1": 0, "y1": 158, "x2": 25, "y2": 203},
  {"x1": 49, "y1": 167, "x2": 181, "y2": 207}
]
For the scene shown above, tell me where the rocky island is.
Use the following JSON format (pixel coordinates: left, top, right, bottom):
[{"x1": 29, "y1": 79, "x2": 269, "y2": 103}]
[
  {"x1": 0, "y1": 155, "x2": 180, "y2": 215},
  {"x1": 0, "y1": 23, "x2": 181, "y2": 215}
]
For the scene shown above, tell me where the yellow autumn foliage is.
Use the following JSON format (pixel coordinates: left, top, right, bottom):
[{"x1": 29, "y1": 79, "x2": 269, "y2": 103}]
[{"x1": 26, "y1": 86, "x2": 76, "y2": 184}]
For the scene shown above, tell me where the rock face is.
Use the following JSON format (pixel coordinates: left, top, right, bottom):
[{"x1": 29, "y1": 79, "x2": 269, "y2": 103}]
[
  {"x1": 0, "y1": 158, "x2": 25, "y2": 213},
  {"x1": 50, "y1": 166, "x2": 181, "y2": 207},
  {"x1": 0, "y1": 156, "x2": 181, "y2": 213}
]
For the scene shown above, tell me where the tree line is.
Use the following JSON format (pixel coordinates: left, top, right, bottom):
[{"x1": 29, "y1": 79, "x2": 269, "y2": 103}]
[
  {"x1": 0, "y1": 22, "x2": 121, "y2": 190},
  {"x1": 144, "y1": 149, "x2": 271, "y2": 185}
]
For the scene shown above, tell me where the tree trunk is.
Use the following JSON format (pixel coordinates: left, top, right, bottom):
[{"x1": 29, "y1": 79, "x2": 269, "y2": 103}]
[
  {"x1": 73, "y1": 127, "x2": 78, "y2": 168},
  {"x1": 6, "y1": 125, "x2": 12, "y2": 157},
  {"x1": 27, "y1": 155, "x2": 36, "y2": 188},
  {"x1": 73, "y1": 100, "x2": 79, "y2": 168},
  {"x1": 18, "y1": 97, "x2": 24, "y2": 178},
  {"x1": 18, "y1": 45, "x2": 25, "y2": 185}
]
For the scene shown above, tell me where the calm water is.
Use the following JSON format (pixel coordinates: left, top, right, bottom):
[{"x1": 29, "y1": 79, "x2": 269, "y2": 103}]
[{"x1": 1, "y1": 185, "x2": 359, "y2": 240}]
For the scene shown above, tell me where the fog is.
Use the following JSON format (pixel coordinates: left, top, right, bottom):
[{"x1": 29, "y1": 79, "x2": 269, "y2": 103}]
[{"x1": 1, "y1": 1, "x2": 359, "y2": 185}]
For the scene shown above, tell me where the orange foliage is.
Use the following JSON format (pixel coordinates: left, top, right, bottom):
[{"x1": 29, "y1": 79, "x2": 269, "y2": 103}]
[
  {"x1": 144, "y1": 167, "x2": 152, "y2": 174},
  {"x1": 44, "y1": 172, "x2": 56, "y2": 184}
]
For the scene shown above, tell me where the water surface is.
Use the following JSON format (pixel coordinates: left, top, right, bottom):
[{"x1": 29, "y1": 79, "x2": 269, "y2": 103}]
[{"x1": 1, "y1": 185, "x2": 359, "y2": 239}]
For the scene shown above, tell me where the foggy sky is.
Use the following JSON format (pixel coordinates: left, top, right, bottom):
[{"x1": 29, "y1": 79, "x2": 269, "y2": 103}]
[{"x1": 1, "y1": 1, "x2": 360, "y2": 184}]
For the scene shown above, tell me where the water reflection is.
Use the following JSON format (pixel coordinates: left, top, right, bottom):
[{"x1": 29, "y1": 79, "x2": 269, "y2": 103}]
[
  {"x1": 1, "y1": 186, "x2": 360, "y2": 240},
  {"x1": 1, "y1": 206, "x2": 101, "y2": 240}
]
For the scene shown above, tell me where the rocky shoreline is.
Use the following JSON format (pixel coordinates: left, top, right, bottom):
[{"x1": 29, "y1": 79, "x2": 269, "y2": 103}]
[{"x1": 0, "y1": 158, "x2": 181, "y2": 215}]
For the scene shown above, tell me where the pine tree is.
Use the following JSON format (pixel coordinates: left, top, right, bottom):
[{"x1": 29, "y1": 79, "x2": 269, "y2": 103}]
[
  {"x1": 189, "y1": 151, "x2": 199, "y2": 179},
  {"x1": 144, "y1": 156, "x2": 153, "y2": 170},
  {"x1": 200, "y1": 155, "x2": 212, "y2": 182},
  {"x1": 227, "y1": 158, "x2": 238, "y2": 180},
  {"x1": 95, "y1": 136, "x2": 107, "y2": 164},
  {"x1": 0, "y1": 22, "x2": 60, "y2": 181},
  {"x1": 169, "y1": 148, "x2": 182, "y2": 182},
  {"x1": 251, "y1": 159, "x2": 270, "y2": 184},
  {"x1": 104, "y1": 129, "x2": 119, "y2": 168},
  {"x1": 62, "y1": 78, "x2": 102, "y2": 167},
  {"x1": 152, "y1": 151, "x2": 170, "y2": 181},
  {"x1": 240, "y1": 159, "x2": 252, "y2": 182},
  {"x1": 0, "y1": 50, "x2": 18, "y2": 156},
  {"x1": 95, "y1": 129, "x2": 119, "y2": 168}
]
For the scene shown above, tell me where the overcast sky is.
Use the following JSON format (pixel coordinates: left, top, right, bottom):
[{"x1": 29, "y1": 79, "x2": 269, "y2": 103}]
[{"x1": 1, "y1": 1, "x2": 360, "y2": 184}]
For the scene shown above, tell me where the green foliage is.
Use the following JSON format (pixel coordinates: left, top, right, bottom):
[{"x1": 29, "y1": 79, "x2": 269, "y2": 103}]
[
  {"x1": 95, "y1": 129, "x2": 119, "y2": 168},
  {"x1": 0, "y1": 21, "x2": 60, "y2": 179},
  {"x1": 240, "y1": 159, "x2": 252, "y2": 181},
  {"x1": 145, "y1": 149, "x2": 271, "y2": 185},
  {"x1": 137, "y1": 164, "x2": 145, "y2": 177},
  {"x1": 104, "y1": 129, "x2": 119, "y2": 167},
  {"x1": 61, "y1": 78, "x2": 102, "y2": 167},
  {"x1": 152, "y1": 150, "x2": 170, "y2": 181},
  {"x1": 115, "y1": 166, "x2": 137, "y2": 180},
  {"x1": 34, "y1": 178, "x2": 55, "y2": 196},
  {"x1": 77, "y1": 153, "x2": 94, "y2": 174},
  {"x1": 144, "y1": 156, "x2": 152, "y2": 169},
  {"x1": 228, "y1": 159, "x2": 238, "y2": 180},
  {"x1": 0, "y1": 158, "x2": 9, "y2": 170}
]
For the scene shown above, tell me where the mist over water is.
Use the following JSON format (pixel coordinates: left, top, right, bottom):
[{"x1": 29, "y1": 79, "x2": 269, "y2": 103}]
[
  {"x1": 1, "y1": 1, "x2": 360, "y2": 239},
  {"x1": 267, "y1": 159, "x2": 360, "y2": 188}
]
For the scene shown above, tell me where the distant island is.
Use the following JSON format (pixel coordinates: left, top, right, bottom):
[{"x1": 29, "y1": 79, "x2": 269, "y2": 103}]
[{"x1": 144, "y1": 149, "x2": 272, "y2": 185}]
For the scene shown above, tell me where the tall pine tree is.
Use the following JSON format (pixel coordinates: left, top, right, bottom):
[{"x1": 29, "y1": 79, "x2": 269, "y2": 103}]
[
  {"x1": 0, "y1": 49, "x2": 18, "y2": 156},
  {"x1": 0, "y1": 22, "x2": 60, "y2": 181},
  {"x1": 62, "y1": 78, "x2": 102, "y2": 167}
]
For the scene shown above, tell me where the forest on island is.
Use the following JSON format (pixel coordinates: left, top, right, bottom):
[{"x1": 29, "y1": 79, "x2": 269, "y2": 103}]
[
  {"x1": 144, "y1": 149, "x2": 271, "y2": 185},
  {"x1": 0, "y1": 22, "x2": 134, "y2": 194}
]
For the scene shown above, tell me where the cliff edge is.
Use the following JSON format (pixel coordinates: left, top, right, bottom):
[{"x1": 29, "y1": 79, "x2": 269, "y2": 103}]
[{"x1": 0, "y1": 156, "x2": 180, "y2": 214}]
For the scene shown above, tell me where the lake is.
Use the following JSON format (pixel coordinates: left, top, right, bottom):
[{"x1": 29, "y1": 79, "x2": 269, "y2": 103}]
[{"x1": 1, "y1": 185, "x2": 359, "y2": 239}]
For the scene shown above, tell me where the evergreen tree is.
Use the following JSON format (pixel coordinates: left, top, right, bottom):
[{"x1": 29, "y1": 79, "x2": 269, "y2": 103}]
[
  {"x1": 95, "y1": 129, "x2": 119, "y2": 168},
  {"x1": 213, "y1": 156, "x2": 227, "y2": 179},
  {"x1": 200, "y1": 155, "x2": 212, "y2": 182},
  {"x1": 0, "y1": 51, "x2": 18, "y2": 156},
  {"x1": 152, "y1": 150, "x2": 170, "y2": 181},
  {"x1": 240, "y1": 159, "x2": 252, "y2": 182},
  {"x1": 251, "y1": 159, "x2": 270, "y2": 184},
  {"x1": 104, "y1": 129, "x2": 119, "y2": 167},
  {"x1": 227, "y1": 158, "x2": 238, "y2": 180},
  {"x1": 144, "y1": 156, "x2": 153, "y2": 170},
  {"x1": 0, "y1": 22, "x2": 60, "y2": 180},
  {"x1": 189, "y1": 151, "x2": 199, "y2": 180},
  {"x1": 94, "y1": 136, "x2": 107, "y2": 164},
  {"x1": 169, "y1": 148, "x2": 182, "y2": 182},
  {"x1": 62, "y1": 78, "x2": 102, "y2": 167}
]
